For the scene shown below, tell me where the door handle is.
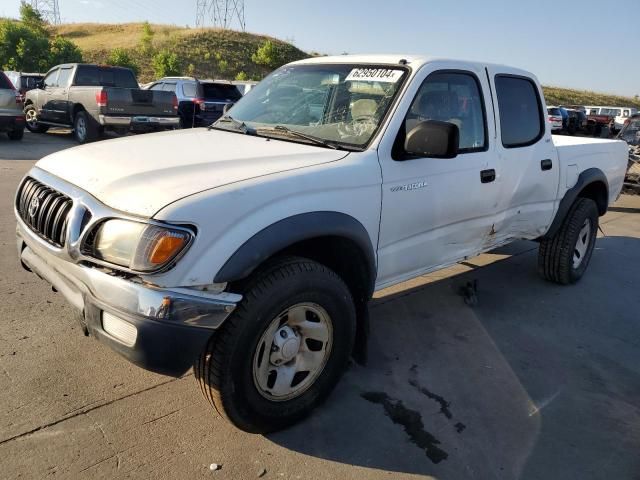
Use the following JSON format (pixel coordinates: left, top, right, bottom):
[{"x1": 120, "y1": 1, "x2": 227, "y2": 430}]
[
  {"x1": 541, "y1": 159, "x2": 553, "y2": 171},
  {"x1": 480, "y1": 169, "x2": 496, "y2": 183}
]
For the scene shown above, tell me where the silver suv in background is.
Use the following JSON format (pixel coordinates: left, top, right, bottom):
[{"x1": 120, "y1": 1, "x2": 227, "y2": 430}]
[
  {"x1": 0, "y1": 71, "x2": 25, "y2": 141},
  {"x1": 147, "y1": 77, "x2": 243, "y2": 128}
]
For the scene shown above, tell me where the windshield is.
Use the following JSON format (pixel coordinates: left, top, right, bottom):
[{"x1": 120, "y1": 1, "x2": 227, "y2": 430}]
[{"x1": 218, "y1": 63, "x2": 408, "y2": 149}]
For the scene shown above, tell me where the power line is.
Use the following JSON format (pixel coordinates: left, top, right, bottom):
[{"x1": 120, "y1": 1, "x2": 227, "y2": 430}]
[
  {"x1": 196, "y1": 0, "x2": 245, "y2": 31},
  {"x1": 27, "y1": 0, "x2": 61, "y2": 25}
]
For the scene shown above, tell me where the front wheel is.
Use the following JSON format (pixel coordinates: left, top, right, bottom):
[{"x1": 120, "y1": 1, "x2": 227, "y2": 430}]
[
  {"x1": 24, "y1": 105, "x2": 48, "y2": 133},
  {"x1": 195, "y1": 257, "x2": 356, "y2": 433},
  {"x1": 538, "y1": 198, "x2": 599, "y2": 285}
]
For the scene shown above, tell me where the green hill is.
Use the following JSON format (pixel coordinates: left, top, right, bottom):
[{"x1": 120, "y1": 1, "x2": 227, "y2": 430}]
[{"x1": 53, "y1": 23, "x2": 309, "y2": 82}]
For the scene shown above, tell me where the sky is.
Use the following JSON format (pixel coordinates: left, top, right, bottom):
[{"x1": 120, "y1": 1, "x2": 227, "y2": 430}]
[{"x1": 1, "y1": 0, "x2": 636, "y2": 96}]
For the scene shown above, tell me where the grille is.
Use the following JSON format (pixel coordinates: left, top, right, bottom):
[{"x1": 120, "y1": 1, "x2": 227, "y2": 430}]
[{"x1": 16, "y1": 177, "x2": 73, "y2": 247}]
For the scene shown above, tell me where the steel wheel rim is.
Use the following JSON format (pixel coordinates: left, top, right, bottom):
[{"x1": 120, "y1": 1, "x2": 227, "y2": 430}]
[
  {"x1": 76, "y1": 117, "x2": 86, "y2": 140},
  {"x1": 26, "y1": 109, "x2": 38, "y2": 128},
  {"x1": 573, "y1": 218, "x2": 592, "y2": 268},
  {"x1": 252, "y1": 303, "x2": 333, "y2": 402}
]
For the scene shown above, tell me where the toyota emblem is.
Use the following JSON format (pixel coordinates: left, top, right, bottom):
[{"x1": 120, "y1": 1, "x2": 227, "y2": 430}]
[{"x1": 28, "y1": 197, "x2": 40, "y2": 218}]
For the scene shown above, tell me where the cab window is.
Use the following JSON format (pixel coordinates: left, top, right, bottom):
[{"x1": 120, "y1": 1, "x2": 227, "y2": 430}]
[
  {"x1": 400, "y1": 71, "x2": 487, "y2": 155},
  {"x1": 495, "y1": 75, "x2": 544, "y2": 148},
  {"x1": 44, "y1": 69, "x2": 59, "y2": 88},
  {"x1": 56, "y1": 68, "x2": 73, "y2": 88}
]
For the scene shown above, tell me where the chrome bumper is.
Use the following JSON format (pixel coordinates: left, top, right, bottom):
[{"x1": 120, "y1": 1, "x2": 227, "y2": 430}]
[
  {"x1": 16, "y1": 224, "x2": 238, "y2": 330},
  {"x1": 99, "y1": 115, "x2": 180, "y2": 127}
]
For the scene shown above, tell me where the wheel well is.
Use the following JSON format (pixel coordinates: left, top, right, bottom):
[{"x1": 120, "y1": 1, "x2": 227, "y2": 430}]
[
  {"x1": 72, "y1": 104, "x2": 85, "y2": 120},
  {"x1": 578, "y1": 181, "x2": 608, "y2": 216}
]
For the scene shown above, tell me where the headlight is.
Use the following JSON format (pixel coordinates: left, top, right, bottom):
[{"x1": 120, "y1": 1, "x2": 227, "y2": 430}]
[{"x1": 86, "y1": 219, "x2": 192, "y2": 272}]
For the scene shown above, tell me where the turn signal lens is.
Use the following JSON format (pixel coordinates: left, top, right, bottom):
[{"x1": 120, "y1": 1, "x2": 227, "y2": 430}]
[{"x1": 149, "y1": 233, "x2": 187, "y2": 265}]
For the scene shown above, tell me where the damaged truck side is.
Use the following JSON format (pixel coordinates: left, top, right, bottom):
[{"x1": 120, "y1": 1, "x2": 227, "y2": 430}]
[{"x1": 15, "y1": 55, "x2": 628, "y2": 433}]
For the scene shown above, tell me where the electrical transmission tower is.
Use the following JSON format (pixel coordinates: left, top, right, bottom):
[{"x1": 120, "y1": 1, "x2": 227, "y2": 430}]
[
  {"x1": 27, "y1": 0, "x2": 61, "y2": 25},
  {"x1": 196, "y1": 0, "x2": 245, "y2": 31}
]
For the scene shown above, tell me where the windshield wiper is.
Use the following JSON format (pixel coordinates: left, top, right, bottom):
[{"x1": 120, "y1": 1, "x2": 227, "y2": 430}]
[
  {"x1": 256, "y1": 125, "x2": 339, "y2": 150},
  {"x1": 210, "y1": 115, "x2": 251, "y2": 134}
]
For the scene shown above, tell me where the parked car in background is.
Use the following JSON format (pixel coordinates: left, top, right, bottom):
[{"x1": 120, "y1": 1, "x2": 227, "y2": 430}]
[
  {"x1": 4, "y1": 71, "x2": 44, "y2": 101},
  {"x1": 617, "y1": 113, "x2": 640, "y2": 146},
  {"x1": 233, "y1": 80, "x2": 259, "y2": 96},
  {"x1": 24, "y1": 64, "x2": 179, "y2": 143},
  {"x1": 147, "y1": 77, "x2": 243, "y2": 128},
  {"x1": 611, "y1": 107, "x2": 637, "y2": 131},
  {"x1": 0, "y1": 71, "x2": 25, "y2": 140},
  {"x1": 565, "y1": 109, "x2": 587, "y2": 134},
  {"x1": 547, "y1": 107, "x2": 564, "y2": 132}
]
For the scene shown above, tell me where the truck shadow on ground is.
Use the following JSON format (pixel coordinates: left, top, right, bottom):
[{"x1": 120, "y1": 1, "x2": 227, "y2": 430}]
[
  {"x1": 268, "y1": 237, "x2": 640, "y2": 479},
  {"x1": 0, "y1": 131, "x2": 76, "y2": 161}
]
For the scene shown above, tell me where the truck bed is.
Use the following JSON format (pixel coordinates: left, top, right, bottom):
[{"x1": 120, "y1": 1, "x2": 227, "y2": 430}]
[{"x1": 553, "y1": 135, "x2": 628, "y2": 204}]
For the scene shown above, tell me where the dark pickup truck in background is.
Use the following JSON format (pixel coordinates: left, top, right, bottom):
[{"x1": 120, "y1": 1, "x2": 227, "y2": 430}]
[{"x1": 23, "y1": 64, "x2": 179, "y2": 143}]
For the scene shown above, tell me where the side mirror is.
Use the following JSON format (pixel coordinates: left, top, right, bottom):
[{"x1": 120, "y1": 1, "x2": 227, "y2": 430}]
[
  {"x1": 404, "y1": 120, "x2": 459, "y2": 159},
  {"x1": 36, "y1": 80, "x2": 44, "y2": 89},
  {"x1": 223, "y1": 103, "x2": 234, "y2": 114}
]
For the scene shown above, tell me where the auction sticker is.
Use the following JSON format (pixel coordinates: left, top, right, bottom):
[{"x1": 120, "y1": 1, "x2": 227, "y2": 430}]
[{"x1": 345, "y1": 68, "x2": 403, "y2": 83}]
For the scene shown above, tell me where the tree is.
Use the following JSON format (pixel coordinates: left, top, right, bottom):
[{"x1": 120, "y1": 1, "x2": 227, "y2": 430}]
[
  {"x1": 235, "y1": 71, "x2": 248, "y2": 81},
  {"x1": 0, "y1": 19, "x2": 49, "y2": 71},
  {"x1": 106, "y1": 48, "x2": 138, "y2": 74},
  {"x1": 49, "y1": 36, "x2": 83, "y2": 65},
  {"x1": 152, "y1": 50, "x2": 180, "y2": 77},
  {"x1": 19, "y1": 2, "x2": 47, "y2": 36},
  {"x1": 251, "y1": 40, "x2": 281, "y2": 69},
  {"x1": 140, "y1": 21, "x2": 154, "y2": 55}
]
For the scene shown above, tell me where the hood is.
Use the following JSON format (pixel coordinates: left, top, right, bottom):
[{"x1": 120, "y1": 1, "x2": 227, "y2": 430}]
[{"x1": 36, "y1": 129, "x2": 348, "y2": 217}]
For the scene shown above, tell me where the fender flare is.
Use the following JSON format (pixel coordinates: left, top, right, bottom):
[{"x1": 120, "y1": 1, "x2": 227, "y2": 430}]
[
  {"x1": 213, "y1": 211, "x2": 377, "y2": 294},
  {"x1": 543, "y1": 167, "x2": 608, "y2": 239}
]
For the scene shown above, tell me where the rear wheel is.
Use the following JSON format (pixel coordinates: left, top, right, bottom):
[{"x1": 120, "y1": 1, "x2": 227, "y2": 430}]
[
  {"x1": 73, "y1": 111, "x2": 99, "y2": 144},
  {"x1": 7, "y1": 128, "x2": 24, "y2": 141},
  {"x1": 24, "y1": 105, "x2": 48, "y2": 133},
  {"x1": 195, "y1": 257, "x2": 356, "y2": 433},
  {"x1": 538, "y1": 198, "x2": 599, "y2": 284}
]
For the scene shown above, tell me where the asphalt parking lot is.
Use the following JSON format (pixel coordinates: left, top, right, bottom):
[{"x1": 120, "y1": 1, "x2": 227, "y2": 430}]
[{"x1": 1, "y1": 131, "x2": 639, "y2": 479}]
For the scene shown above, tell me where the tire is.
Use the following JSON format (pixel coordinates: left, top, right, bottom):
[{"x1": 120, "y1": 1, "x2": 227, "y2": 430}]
[
  {"x1": 538, "y1": 198, "x2": 599, "y2": 285},
  {"x1": 7, "y1": 128, "x2": 24, "y2": 141},
  {"x1": 24, "y1": 105, "x2": 48, "y2": 133},
  {"x1": 73, "y1": 111, "x2": 99, "y2": 144},
  {"x1": 195, "y1": 256, "x2": 356, "y2": 433}
]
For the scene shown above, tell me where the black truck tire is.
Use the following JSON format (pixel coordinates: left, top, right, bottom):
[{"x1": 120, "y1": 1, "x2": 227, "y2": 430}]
[
  {"x1": 73, "y1": 111, "x2": 100, "y2": 144},
  {"x1": 7, "y1": 128, "x2": 24, "y2": 141},
  {"x1": 24, "y1": 105, "x2": 48, "y2": 133},
  {"x1": 538, "y1": 198, "x2": 599, "y2": 285},
  {"x1": 195, "y1": 256, "x2": 356, "y2": 433}
]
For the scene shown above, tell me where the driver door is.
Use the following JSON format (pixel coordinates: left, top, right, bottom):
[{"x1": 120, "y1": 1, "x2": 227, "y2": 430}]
[
  {"x1": 376, "y1": 62, "x2": 501, "y2": 289},
  {"x1": 38, "y1": 68, "x2": 59, "y2": 122}
]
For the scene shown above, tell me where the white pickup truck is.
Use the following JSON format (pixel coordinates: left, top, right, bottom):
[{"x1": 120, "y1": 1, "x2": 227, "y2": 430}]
[{"x1": 15, "y1": 55, "x2": 627, "y2": 433}]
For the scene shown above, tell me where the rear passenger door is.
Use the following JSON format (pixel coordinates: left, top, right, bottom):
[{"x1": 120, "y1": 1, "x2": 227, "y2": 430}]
[{"x1": 486, "y1": 69, "x2": 560, "y2": 241}]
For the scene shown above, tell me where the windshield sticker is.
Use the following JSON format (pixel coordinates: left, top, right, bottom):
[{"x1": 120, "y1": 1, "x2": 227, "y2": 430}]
[{"x1": 345, "y1": 68, "x2": 403, "y2": 83}]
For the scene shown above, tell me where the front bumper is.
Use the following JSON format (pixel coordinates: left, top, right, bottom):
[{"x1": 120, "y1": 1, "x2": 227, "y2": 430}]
[
  {"x1": 16, "y1": 219, "x2": 240, "y2": 377},
  {"x1": 99, "y1": 115, "x2": 180, "y2": 130}
]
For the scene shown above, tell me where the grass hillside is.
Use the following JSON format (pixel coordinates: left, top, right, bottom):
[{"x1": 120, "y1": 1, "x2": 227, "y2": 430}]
[
  {"x1": 543, "y1": 86, "x2": 640, "y2": 109},
  {"x1": 53, "y1": 23, "x2": 308, "y2": 82},
  {"x1": 53, "y1": 23, "x2": 639, "y2": 108}
]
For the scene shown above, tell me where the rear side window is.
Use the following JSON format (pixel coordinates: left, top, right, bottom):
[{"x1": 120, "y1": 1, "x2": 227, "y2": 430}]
[
  {"x1": 0, "y1": 72, "x2": 13, "y2": 89},
  {"x1": 74, "y1": 66, "x2": 138, "y2": 88},
  {"x1": 495, "y1": 75, "x2": 544, "y2": 148},
  {"x1": 182, "y1": 83, "x2": 197, "y2": 97},
  {"x1": 202, "y1": 83, "x2": 242, "y2": 101}
]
